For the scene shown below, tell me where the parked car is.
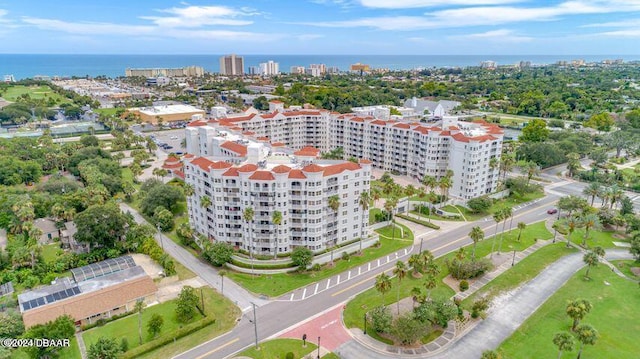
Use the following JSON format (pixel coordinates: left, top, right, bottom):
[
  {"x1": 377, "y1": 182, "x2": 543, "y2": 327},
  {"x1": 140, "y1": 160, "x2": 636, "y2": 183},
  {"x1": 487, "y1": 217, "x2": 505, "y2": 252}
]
[
  {"x1": 547, "y1": 208, "x2": 558, "y2": 215},
  {"x1": 164, "y1": 145, "x2": 173, "y2": 150},
  {"x1": 170, "y1": 136, "x2": 178, "y2": 140}
]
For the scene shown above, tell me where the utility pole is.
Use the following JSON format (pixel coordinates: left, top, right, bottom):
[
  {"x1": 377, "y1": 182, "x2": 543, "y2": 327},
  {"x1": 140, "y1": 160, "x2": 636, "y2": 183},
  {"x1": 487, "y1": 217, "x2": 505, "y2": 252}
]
[
  {"x1": 156, "y1": 223, "x2": 164, "y2": 251},
  {"x1": 252, "y1": 302, "x2": 258, "y2": 349}
]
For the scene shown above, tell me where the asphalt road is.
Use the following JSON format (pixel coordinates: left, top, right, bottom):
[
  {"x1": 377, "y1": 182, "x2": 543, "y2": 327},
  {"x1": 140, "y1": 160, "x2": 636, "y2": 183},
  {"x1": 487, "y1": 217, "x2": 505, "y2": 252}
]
[{"x1": 173, "y1": 193, "x2": 560, "y2": 359}]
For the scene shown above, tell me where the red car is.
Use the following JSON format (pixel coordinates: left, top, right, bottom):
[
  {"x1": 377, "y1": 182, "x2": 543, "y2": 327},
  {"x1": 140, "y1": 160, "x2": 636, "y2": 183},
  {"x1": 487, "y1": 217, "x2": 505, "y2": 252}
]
[{"x1": 547, "y1": 208, "x2": 558, "y2": 215}]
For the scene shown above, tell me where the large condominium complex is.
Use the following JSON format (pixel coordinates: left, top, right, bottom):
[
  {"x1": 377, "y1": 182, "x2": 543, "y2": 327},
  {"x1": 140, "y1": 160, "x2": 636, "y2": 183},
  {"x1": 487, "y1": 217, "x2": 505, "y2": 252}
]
[
  {"x1": 184, "y1": 127, "x2": 372, "y2": 255},
  {"x1": 259, "y1": 61, "x2": 279, "y2": 76},
  {"x1": 124, "y1": 66, "x2": 204, "y2": 78},
  {"x1": 188, "y1": 102, "x2": 503, "y2": 200},
  {"x1": 219, "y1": 54, "x2": 244, "y2": 76}
]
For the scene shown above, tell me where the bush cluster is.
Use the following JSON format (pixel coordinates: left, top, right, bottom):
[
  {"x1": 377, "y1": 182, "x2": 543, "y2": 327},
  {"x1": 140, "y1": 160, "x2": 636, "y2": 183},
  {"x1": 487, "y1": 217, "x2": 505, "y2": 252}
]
[{"x1": 446, "y1": 258, "x2": 493, "y2": 280}]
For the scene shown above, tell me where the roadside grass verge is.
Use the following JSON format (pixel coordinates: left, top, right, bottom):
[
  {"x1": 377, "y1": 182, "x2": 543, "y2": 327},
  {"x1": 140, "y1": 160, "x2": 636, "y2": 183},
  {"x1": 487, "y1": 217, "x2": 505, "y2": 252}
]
[
  {"x1": 237, "y1": 339, "x2": 317, "y2": 359},
  {"x1": 499, "y1": 265, "x2": 640, "y2": 359},
  {"x1": 226, "y1": 224, "x2": 413, "y2": 298}
]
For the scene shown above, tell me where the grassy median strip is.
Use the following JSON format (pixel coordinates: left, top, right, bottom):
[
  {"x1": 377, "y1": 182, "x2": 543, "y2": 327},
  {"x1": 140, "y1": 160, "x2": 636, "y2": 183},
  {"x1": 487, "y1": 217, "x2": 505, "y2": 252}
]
[
  {"x1": 499, "y1": 265, "x2": 640, "y2": 359},
  {"x1": 227, "y1": 223, "x2": 413, "y2": 298},
  {"x1": 238, "y1": 339, "x2": 317, "y2": 359}
]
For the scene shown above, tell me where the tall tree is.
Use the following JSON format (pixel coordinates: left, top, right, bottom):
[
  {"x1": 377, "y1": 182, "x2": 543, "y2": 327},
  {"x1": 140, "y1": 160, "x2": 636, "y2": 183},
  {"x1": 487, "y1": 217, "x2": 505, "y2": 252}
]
[
  {"x1": 87, "y1": 337, "x2": 122, "y2": 359},
  {"x1": 580, "y1": 214, "x2": 600, "y2": 245},
  {"x1": 134, "y1": 300, "x2": 146, "y2": 345},
  {"x1": 243, "y1": 207, "x2": 255, "y2": 259},
  {"x1": 552, "y1": 332, "x2": 575, "y2": 359},
  {"x1": 375, "y1": 272, "x2": 392, "y2": 306},
  {"x1": 384, "y1": 197, "x2": 398, "y2": 240},
  {"x1": 469, "y1": 226, "x2": 484, "y2": 260},
  {"x1": 575, "y1": 324, "x2": 599, "y2": 359},
  {"x1": 583, "y1": 182, "x2": 601, "y2": 207},
  {"x1": 491, "y1": 211, "x2": 503, "y2": 257},
  {"x1": 520, "y1": 118, "x2": 550, "y2": 142},
  {"x1": 516, "y1": 222, "x2": 527, "y2": 242},
  {"x1": 272, "y1": 210, "x2": 282, "y2": 259},
  {"x1": 393, "y1": 261, "x2": 408, "y2": 314},
  {"x1": 566, "y1": 299, "x2": 592, "y2": 331},
  {"x1": 582, "y1": 251, "x2": 599, "y2": 279},
  {"x1": 498, "y1": 207, "x2": 513, "y2": 252},
  {"x1": 359, "y1": 191, "x2": 370, "y2": 253}
]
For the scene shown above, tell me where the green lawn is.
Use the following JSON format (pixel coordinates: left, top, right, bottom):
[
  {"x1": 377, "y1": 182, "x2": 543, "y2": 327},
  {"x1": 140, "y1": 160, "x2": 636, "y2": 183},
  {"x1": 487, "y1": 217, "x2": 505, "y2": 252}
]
[
  {"x1": 41, "y1": 243, "x2": 63, "y2": 264},
  {"x1": 84, "y1": 287, "x2": 239, "y2": 358},
  {"x1": 94, "y1": 108, "x2": 121, "y2": 116},
  {"x1": 238, "y1": 339, "x2": 317, "y2": 359},
  {"x1": 499, "y1": 265, "x2": 640, "y2": 359},
  {"x1": 410, "y1": 210, "x2": 464, "y2": 222},
  {"x1": 440, "y1": 191, "x2": 545, "y2": 222},
  {"x1": 343, "y1": 221, "x2": 552, "y2": 334},
  {"x1": 567, "y1": 228, "x2": 622, "y2": 249},
  {"x1": 227, "y1": 224, "x2": 413, "y2": 297},
  {"x1": 462, "y1": 243, "x2": 577, "y2": 308},
  {"x1": 1, "y1": 85, "x2": 70, "y2": 104},
  {"x1": 11, "y1": 337, "x2": 81, "y2": 359},
  {"x1": 611, "y1": 260, "x2": 640, "y2": 279}
]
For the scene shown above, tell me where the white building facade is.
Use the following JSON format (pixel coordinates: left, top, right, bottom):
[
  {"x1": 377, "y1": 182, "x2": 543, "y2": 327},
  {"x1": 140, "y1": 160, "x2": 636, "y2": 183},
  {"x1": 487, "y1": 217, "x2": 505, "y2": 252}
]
[{"x1": 187, "y1": 105, "x2": 503, "y2": 200}]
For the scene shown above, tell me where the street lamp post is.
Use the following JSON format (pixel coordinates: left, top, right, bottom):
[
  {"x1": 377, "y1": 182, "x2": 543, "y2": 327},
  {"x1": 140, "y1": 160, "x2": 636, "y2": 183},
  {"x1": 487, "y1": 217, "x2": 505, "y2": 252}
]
[
  {"x1": 511, "y1": 249, "x2": 516, "y2": 267},
  {"x1": 553, "y1": 228, "x2": 557, "y2": 243},
  {"x1": 252, "y1": 302, "x2": 259, "y2": 349},
  {"x1": 363, "y1": 313, "x2": 367, "y2": 335},
  {"x1": 156, "y1": 224, "x2": 164, "y2": 251},
  {"x1": 419, "y1": 237, "x2": 424, "y2": 253},
  {"x1": 317, "y1": 337, "x2": 321, "y2": 359}
]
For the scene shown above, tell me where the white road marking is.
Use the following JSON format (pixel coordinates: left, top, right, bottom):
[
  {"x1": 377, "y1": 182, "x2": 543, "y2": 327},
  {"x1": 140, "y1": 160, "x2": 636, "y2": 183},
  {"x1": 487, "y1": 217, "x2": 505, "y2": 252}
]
[
  {"x1": 358, "y1": 267, "x2": 361, "y2": 275},
  {"x1": 314, "y1": 283, "x2": 319, "y2": 295},
  {"x1": 302, "y1": 288, "x2": 306, "y2": 299},
  {"x1": 368, "y1": 263, "x2": 371, "y2": 271},
  {"x1": 326, "y1": 279, "x2": 330, "y2": 290},
  {"x1": 289, "y1": 293, "x2": 294, "y2": 301},
  {"x1": 348, "y1": 271, "x2": 351, "y2": 280},
  {"x1": 336, "y1": 275, "x2": 341, "y2": 284}
]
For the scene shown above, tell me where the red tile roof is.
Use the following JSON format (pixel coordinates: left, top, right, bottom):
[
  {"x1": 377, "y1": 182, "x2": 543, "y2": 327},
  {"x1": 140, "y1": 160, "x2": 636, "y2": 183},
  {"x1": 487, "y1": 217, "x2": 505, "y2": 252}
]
[
  {"x1": 190, "y1": 157, "x2": 215, "y2": 171},
  {"x1": 288, "y1": 170, "x2": 307, "y2": 179},
  {"x1": 183, "y1": 153, "x2": 195, "y2": 159},
  {"x1": 242, "y1": 131, "x2": 255, "y2": 136},
  {"x1": 272, "y1": 165, "x2": 292, "y2": 174},
  {"x1": 302, "y1": 164, "x2": 324, "y2": 172},
  {"x1": 294, "y1": 146, "x2": 320, "y2": 157},
  {"x1": 220, "y1": 141, "x2": 248, "y2": 156},
  {"x1": 262, "y1": 112, "x2": 278, "y2": 119},
  {"x1": 210, "y1": 161, "x2": 233, "y2": 170},
  {"x1": 237, "y1": 164, "x2": 259, "y2": 172},
  {"x1": 257, "y1": 136, "x2": 270, "y2": 141},
  {"x1": 222, "y1": 168, "x2": 239, "y2": 177},
  {"x1": 371, "y1": 120, "x2": 386, "y2": 126},
  {"x1": 249, "y1": 171, "x2": 275, "y2": 181},
  {"x1": 393, "y1": 123, "x2": 411, "y2": 129},
  {"x1": 225, "y1": 113, "x2": 256, "y2": 122},
  {"x1": 350, "y1": 117, "x2": 365, "y2": 123},
  {"x1": 162, "y1": 162, "x2": 183, "y2": 169},
  {"x1": 359, "y1": 159, "x2": 373, "y2": 164},
  {"x1": 322, "y1": 162, "x2": 361, "y2": 177},
  {"x1": 271, "y1": 142, "x2": 286, "y2": 147},
  {"x1": 174, "y1": 170, "x2": 185, "y2": 179},
  {"x1": 413, "y1": 126, "x2": 429, "y2": 134},
  {"x1": 187, "y1": 120, "x2": 207, "y2": 127}
]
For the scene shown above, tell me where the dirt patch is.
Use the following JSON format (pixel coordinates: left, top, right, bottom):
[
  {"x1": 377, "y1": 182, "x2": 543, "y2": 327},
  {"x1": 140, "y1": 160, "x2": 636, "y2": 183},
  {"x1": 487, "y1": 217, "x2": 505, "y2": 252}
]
[
  {"x1": 612, "y1": 233, "x2": 629, "y2": 240},
  {"x1": 631, "y1": 267, "x2": 640, "y2": 277},
  {"x1": 489, "y1": 253, "x2": 511, "y2": 267},
  {"x1": 131, "y1": 253, "x2": 164, "y2": 279}
]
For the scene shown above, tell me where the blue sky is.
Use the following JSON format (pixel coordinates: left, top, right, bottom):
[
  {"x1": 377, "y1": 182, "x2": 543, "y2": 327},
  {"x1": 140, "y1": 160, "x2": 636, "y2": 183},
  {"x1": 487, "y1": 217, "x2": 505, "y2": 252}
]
[{"x1": 0, "y1": 0, "x2": 638, "y2": 54}]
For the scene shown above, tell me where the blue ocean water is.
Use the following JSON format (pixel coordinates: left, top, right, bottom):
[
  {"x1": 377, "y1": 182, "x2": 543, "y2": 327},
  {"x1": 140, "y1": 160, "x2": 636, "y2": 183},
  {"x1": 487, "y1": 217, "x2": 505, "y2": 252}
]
[{"x1": 1, "y1": 54, "x2": 637, "y2": 80}]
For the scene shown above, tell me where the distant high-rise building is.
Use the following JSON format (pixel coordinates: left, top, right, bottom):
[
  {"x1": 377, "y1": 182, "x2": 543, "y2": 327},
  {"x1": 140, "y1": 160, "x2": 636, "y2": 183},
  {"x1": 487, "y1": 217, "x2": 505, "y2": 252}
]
[
  {"x1": 259, "y1": 60, "x2": 279, "y2": 76},
  {"x1": 479, "y1": 61, "x2": 497, "y2": 69},
  {"x1": 290, "y1": 66, "x2": 305, "y2": 74},
  {"x1": 309, "y1": 64, "x2": 326, "y2": 75},
  {"x1": 350, "y1": 63, "x2": 370, "y2": 73},
  {"x1": 3, "y1": 75, "x2": 15, "y2": 83},
  {"x1": 219, "y1": 54, "x2": 244, "y2": 76},
  {"x1": 248, "y1": 66, "x2": 260, "y2": 75},
  {"x1": 518, "y1": 61, "x2": 531, "y2": 68}
]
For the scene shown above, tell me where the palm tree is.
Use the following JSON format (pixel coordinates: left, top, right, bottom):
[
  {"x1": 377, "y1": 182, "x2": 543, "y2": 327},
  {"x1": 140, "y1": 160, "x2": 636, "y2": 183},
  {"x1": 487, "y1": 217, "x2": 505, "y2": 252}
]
[
  {"x1": 200, "y1": 195, "x2": 212, "y2": 209},
  {"x1": 500, "y1": 153, "x2": 516, "y2": 185},
  {"x1": 516, "y1": 222, "x2": 527, "y2": 242},
  {"x1": 272, "y1": 210, "x2": 282, "y2": 259},
  {"x1": 581, "y1": 213, "x2": 600, "y2": 245},
  {"x1": 410, "y1": 287, "x2": 422, "y2": 308},
  {"x1": 469, "y1": 226, "x2": 484, "y2": 260},
  {"x1": 422, "y1": 175, "x2": 437, "y2": 194},
  {"x1": 408, "y1": 253, "x2": 423, "y2": 276},
  {"x1": 609, "y1": 185, "x2": 623, "y2": 209},
  {"x1": 583, "y1": 251, "x2": 599, "y2": 279},
  {"x1": 583, "y1": 182, "x2": 600, "y2": 207},
  {"x1": 393, "y1": 261, "x2": 408, "y2": 314},
  {"x1": 375, "y1": 273, "x2": 392, "y2": 306},
  {"x1": 592, "y1": 246, "x2": 605, "y2": 258},
  {"x1": 499, "y1": 207, "x2": 513, "y2": 252},
  {"x1": 243, "y1": 207, "x2": 255, "y2": 259},
  {"x1": 566, "y1": 152, "x2": 581, "y2": 177},
  {"x1": 491, "y1": 211, "x2": 503, "y2": 257},
  {"x1": 359, "y1": 191, "x2": 370, "y2": 253},
  {"x1": 565, "y1": 216, "x2": 580, "y2": 248},
  {"x1": 575, "y1": 324, "x2": 598, "y2": 359},
  {"x1": 183, "y1": 183, "x2": 195, "y2": 197},
  {"x1": 597, "y1": 186, "x2": 610, "y2": 208},
  {"x1": 552, "y1": 332, "x2": 575, "y2": 359},
  {"x1": 371, "y1": 187, "x2": 381, "y2": 207},
  {"x1": 134, "y1": 300, "x2": 146, "y2": 345},
  {"x1": 415, "y1": 187, "x2": 429, "y2": 221},
  {"x1": 424, "y1": 274, "x2": 437, "y2": 301},
  {"x1": 438, "y1": 175, "x2": 453, "y2": 204},
  {"x1": 566, "y1": 299, "x2": 592, "y2": 331},
  {"x1": 384, "y1": 197, "x2": 398, "y2": 240},
  {"x1": 328, "y1": 195, "x2": 340, "y2": 247}
]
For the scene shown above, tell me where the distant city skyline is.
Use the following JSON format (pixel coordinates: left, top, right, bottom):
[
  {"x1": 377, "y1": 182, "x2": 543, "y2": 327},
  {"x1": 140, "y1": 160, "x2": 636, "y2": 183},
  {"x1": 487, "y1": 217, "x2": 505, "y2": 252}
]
[{"x1": 0, "y1": 1, "x2": 638, "y2": 55}]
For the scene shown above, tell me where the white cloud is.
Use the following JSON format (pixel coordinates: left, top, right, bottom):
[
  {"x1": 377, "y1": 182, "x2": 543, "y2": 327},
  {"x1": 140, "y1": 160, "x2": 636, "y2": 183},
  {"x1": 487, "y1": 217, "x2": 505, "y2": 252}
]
[
  {"x1": 359, "y1": 0, "x2": 519, "y2": 8},
  {"x1": 302, "y1": 1, "x2": 640, "y2": 30},
  {"x1": 451, "y1": 29, "x2": 533, "y2": 42},
  {"x1": 596, "y1": 29, "x2": 640, "y2": 37},
  {"x1": 582, "y1": 18, "x2": 640, "y2": 27},
  {"x1": 296, "y1": 34, "x2": 325, "y2": 40},
  {"x1": 141, "y1": 5, "x2": 258, "y2": 28},
  {"x1": 21, "y1": 17, "x2": 280, "y2": 42}
]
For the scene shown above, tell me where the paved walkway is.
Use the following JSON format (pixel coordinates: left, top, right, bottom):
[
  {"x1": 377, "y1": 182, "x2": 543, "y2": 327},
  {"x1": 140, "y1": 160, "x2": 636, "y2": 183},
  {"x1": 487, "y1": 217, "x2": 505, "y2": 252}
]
[{"x1": 75, "y1": 332, "x2": 87, "y2": 359}]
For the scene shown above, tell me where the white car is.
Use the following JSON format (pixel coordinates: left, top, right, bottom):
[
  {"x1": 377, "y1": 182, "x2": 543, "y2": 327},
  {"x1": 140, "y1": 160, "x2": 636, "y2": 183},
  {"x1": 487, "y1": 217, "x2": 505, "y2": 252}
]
[{"x1": 170, "y1": 136, "x2": 178, "y2": 140}]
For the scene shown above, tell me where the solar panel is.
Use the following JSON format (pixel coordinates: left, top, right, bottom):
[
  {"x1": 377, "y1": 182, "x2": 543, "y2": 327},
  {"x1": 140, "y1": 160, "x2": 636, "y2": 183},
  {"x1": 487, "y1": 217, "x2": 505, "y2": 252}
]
[
  {"x1": 72, "y1": 287, "x2": 81, "y2": 295},
  {"x1": 45, "y1": 295, "x2": 54, "y2": 303},
  {"x1": 71, "y1": 256, "x2": 136, "y2": 282},
  {"x1": 36, "y1": 297, "x2": 45, "y2": 306},
  {"x1": 65, "y1": 289, "x2": 74, "y2": 296},
  {"x1": 23, "y1": 302, "x2": 31, "y2": 310},
  {"x1": 53, "y1": 292, "x2": 61, "y2": 300}
]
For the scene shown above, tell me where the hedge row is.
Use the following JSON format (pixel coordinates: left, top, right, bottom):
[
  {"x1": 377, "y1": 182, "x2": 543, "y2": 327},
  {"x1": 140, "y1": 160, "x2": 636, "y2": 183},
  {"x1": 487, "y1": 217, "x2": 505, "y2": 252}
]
[
  {"x1": 121, "y1": 316, "x2": 216, "y2": 359},
  {"x1": 229, "y1": 258, "x2": 294, "y2": 270},
  {"x1": 396, "y1": 214, "x2": 441, "y2": 230}
]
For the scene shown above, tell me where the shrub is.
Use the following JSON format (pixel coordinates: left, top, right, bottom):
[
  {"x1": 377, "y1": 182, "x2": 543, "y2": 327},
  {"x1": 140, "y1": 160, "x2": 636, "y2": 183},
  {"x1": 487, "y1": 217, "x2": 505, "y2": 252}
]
[
  {"x1": 311, "y1": 263, "x2": 322, "y2": 272},
  {"x1": 471, "y1": 297, "x2": 490, "y2": 319},
  {"x1": 390, "y1": 313, "x2": 428, "y2": 345},
  {"x1": 120, "y1": 338, "x2": 129, "y2": 353},
  {"x1": 96, "y1": 318, "x2": 107, "y2": 327},
  {"x1": 369, "y1": 305, "x2": 392, "y2": 333},
  {"x1": 396, "y1": 213, "x2": 440, "y2": 230},
  {"x1": 467, "y1": 196, "x2": 493, "y2": 214},
  {"x1": 342, "y1": 251, "x2": 351, "y2": 261},
  {"x1": 203, "y1": 242, "x2": 234, "y2": 266},
  {"x1": 446, "y1": 258, "x2": 493, "y2": 280},
  {"x1": 285, "y1": 352, "x2": 294, "y2": 359},
  {"x1": 459, "y1": 280, "x2": 469, "y2": 292}
]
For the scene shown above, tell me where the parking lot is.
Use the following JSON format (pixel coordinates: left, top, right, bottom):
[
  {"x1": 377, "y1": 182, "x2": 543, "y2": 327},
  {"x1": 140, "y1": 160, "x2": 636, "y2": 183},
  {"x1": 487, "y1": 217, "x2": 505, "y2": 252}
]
[{"x1": 148, "y1": 129, "x2": 186, "y2": 154}]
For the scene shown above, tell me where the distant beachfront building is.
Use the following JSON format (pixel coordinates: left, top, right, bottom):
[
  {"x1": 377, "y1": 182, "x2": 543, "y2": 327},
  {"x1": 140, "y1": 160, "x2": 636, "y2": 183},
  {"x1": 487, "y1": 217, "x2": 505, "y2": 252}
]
[
  {"x1": 479, "y1": 61, "x2": 497, "y2": 69},
  {"x1": 351, "y1": 105, "x2": 419, "y2": 121},
  {"x1": 3, "y1": 75, "x2": 15, "y2": 83},
  {"x1": 127, "y1": 104, "x2": 205, "y2": 124},
  {"x1": 183, "y1": 125, "x2": 372, "y2": 255},
  {"x1": 350, "y1": 63, "x2": 370, "y2": 73},
  {"x1": 219, "y1": 54, "x2": 244, "y2": 76},
  {"x1": 125, "y1": 66, "x2": 204, "y2": 78},
  {"x1": 259, "y1": 61, "x2": 279, "y2": 76},
  {"x1": 290, "y1": 66, "x2": 306, "y2": 75},
  {"x1": 187, "y1": 102, "x2": 502, "y2": 201}
]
